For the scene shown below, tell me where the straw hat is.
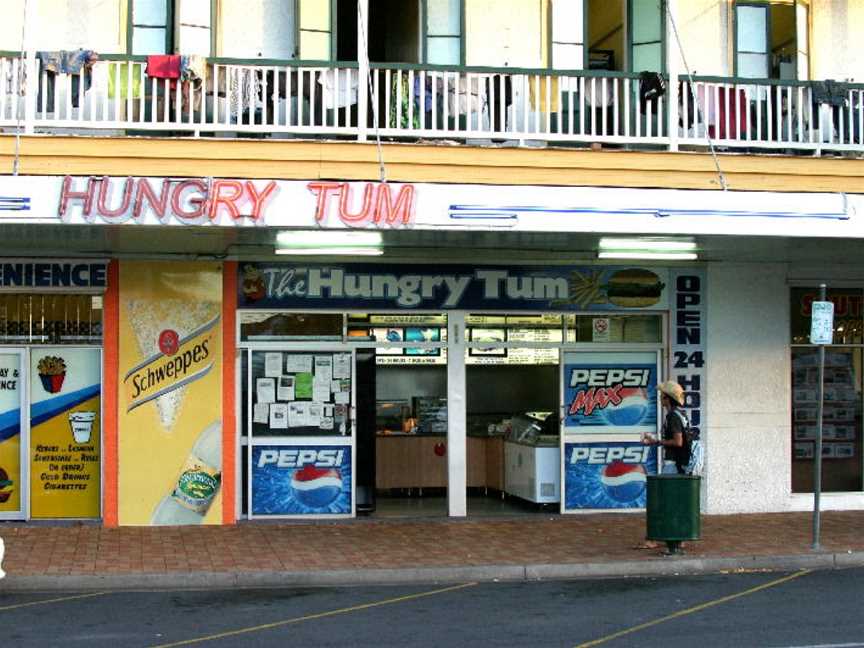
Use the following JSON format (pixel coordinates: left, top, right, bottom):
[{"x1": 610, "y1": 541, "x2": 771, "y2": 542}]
[{"x1": 657, "y1": 380, "x2": 685, "y2": 406}]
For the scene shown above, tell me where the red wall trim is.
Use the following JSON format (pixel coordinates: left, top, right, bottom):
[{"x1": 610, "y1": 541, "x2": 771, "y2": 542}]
[
  {"x1": 222, "y1": 261, "x2": 237, "y2": 524},
  {"x1": 103, "y1": 259, "x2": 119, "y2": 527}
]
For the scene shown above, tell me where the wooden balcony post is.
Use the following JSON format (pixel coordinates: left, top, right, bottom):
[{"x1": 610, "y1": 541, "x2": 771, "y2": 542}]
[
  {"x1": 22, "y1": 0, "x2": 38, "y2": 134},
  {"x1": 357, "y1": 0, "x2": 370, "y2": 142},
  {"x1": 666, "y1": 0, "x2": 679, "y2": 152}
]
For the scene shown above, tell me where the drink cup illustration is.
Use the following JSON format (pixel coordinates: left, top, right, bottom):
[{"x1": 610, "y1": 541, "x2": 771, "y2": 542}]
[{"x1": 69, "y1": 412, "x2": 96, "y2": 444}]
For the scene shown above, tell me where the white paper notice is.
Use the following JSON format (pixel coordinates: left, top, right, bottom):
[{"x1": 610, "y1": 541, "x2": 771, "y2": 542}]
[
  {"x1": 256, "y1": 378, "x2": 276, "y2": 404},
  {"x1": 314, "y1": 355, "x2": 333, "y2": 383},
  {"x1": 308, "y1": 403, "x2": 323, "y2": 427},
  {"x1": 286, "y1": 354, "x2": 313, "y2": 373},
  {"x1": 288, "y1": 402, "x2": 306, "y2": 427},
  {"x1": 319, "y1": 416, "x2": 334, "y2": 431},
  {"x1": 253, "y1": 403, "x2": 269, "y2": 424},
  {"x1": 278, "y1": 375, "x2": 295, "y2": 401},
  {"x1": 313, "y1": 379, "x2": 331, "y2": 403},
  {"x1": 264, "y1": 352, "x2": 283, "y2": 377},
  {"x1": 269, "y1": 403, "x2": 288, "y2": 429},
  {"x1": 333, "y1": 353, "x2": 351, "y2": 379},
  {"x1": 334, "y1": 390, "x2": 350, "y2": 404}
]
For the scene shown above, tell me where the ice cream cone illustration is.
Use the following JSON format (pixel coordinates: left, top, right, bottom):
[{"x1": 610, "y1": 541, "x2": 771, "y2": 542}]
[
  {"x1": 126, "y1": 299, "x2": 219, "y2": 431},
  {"x1": 37, "y1": 356, "x2": 66, "y2": 394}
]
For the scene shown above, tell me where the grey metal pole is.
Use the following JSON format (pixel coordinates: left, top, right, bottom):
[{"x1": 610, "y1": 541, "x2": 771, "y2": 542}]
[{"x1": 813, "y1": 283, "x2": 826, "y2": 551}]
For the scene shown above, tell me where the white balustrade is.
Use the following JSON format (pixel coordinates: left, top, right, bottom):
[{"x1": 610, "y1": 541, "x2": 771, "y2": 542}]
[{"x1": 1, "y1": 55, "x2": 862, "y2": 155}]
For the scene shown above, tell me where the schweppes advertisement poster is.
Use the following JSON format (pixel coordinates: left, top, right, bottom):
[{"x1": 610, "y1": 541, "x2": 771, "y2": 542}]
[
  {"x1": 119, "y1": 261, "x2": 223, "y2": 526},
  {"x1": 30, "y1": 348, "x2": 102, "y2": 518},
  {"x1": 0, "y1": 353, "x2": 22, "y2": 514}
]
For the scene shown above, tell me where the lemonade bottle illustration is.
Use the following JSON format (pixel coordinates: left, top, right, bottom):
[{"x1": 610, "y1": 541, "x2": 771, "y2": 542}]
[{"x1": 151, "y1": 421, "x2": 222, "y2": 525}]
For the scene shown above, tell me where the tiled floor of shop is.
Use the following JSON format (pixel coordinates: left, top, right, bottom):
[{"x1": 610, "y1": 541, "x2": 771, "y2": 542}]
[{"x1": 1, "y1": 510, "x2": 863, "y2": 576}]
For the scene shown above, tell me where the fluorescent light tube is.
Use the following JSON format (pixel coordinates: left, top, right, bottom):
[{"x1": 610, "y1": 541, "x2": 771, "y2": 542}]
[
  {"x1": 275, "y1": 247, "x2": 384, "y2": 256},
  {"x1": 598, "y1": 238, "x2": 697, "y2": 252},
  {"x1": 598, "y1": 251, "x2": 698, "y2": 261},
  {"x1": 276, "y1": 230, "x2": 383, "y2": 248}
]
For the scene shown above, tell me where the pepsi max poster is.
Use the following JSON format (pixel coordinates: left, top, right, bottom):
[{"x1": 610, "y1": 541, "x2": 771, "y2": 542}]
[
  {"x1": 251, "y1": 445, "x2": 352, "y2": 516},
  {"x1": 564, "y1": 442, "x2": 658, "y2": 510},
  {"x1": 563, "y1": 352, "x2": 658, "y2": 434}
]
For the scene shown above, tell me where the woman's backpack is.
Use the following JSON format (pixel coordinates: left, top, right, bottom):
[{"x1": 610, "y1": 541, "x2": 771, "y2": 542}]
[{"x1": 673, "y1": 409, "x2": 704, "y2": 476}]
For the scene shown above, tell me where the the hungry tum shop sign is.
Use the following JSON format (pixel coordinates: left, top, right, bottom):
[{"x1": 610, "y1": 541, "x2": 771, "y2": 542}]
[{"x1": 238, "y1": 263, "x2": 671, "y2": 311}]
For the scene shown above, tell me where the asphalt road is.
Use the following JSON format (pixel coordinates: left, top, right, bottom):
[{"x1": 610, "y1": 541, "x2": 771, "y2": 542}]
[{"x1": 1, "y1": 567, "x2": 862, "y2": 647}]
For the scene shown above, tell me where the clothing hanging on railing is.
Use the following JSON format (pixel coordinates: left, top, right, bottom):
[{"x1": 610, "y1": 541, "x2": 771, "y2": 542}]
[
  {"x1": 811, "y1": 80, "x2": 847, "y2": 108},
  {"x1": 448, "y1": 76, "x2": 487, "y2": 115},
  {"x1": 528, "y1": 75, "x2": 559, "y2": 113},
  {"x1": 179, "y1": 56, "x2": 207, "y2": 112},
  {"x1": 145, "y1": 55, "x2": 182, "y2": 79},
  {"x1": 317, "y1": 69, "x2": 358, "y2": 109},
  {"x1": 107, "y1": 63, "x2": 144, "y2": 100},
  {"x1": 36, "y1": 49, "x2": 97, "y2": 109},
  {"x1": 228, "y1": 67, "x2": 264, "y2": 122},
  {"x1": 486, "y1": 74, "x2": 512, "y2": 131},
  {"x1": 638, "y1": 71, "x2": 666, "y2": 107}
]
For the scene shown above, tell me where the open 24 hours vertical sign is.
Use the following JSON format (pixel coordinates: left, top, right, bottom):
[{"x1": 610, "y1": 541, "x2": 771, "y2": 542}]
[{"x1": 563, "y1": 352, "x2": 659, "y2": 435}]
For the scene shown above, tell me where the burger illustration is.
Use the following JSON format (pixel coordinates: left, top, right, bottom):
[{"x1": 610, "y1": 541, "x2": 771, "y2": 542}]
[
  {"x1": 605, "y1": 268, "x2": 665, "y2": 308},
  {"x1": 0, "y1": 467, "x2": 13, "y2": 504},
  {"x1": 37, "y1": 356, "x2": 67, "y2": 394}
]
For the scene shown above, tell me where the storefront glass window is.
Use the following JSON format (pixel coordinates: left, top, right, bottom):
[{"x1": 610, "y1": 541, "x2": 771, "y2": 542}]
[
  {"x1": 565, "y1": 314, "x2": 662, "y2": 343},
  {"x1": 0, "y1": 294, "x2": 102, "y2": 344},
  {"x1": 347, "y1": 314, "x2": 448, "y2": 365},
  {"x1": 790, "y1": 288, "x2": 864, "y2": 345},
  {"x1": 791, "y1": 347, "x2": 863, "y2": 492},
  {"x1": 240, "y1": 312, "x2": 343, "y2": 341}
]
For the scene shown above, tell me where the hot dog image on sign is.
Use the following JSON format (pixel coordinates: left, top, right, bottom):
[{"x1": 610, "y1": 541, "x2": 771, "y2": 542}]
[{"x1": 563, "y1": 352, "x2": 658, "y2": 435}]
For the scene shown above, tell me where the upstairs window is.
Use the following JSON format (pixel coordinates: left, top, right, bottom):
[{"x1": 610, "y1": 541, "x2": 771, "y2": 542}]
[
  {"x1": 735, "y1": 0, "x2": 810, "y2": 80},
  {"x1": 130, "y1": 0, "x2": 212, "y2": 56},
  {"x1": 585, "y1": 0, "x2": 665, "y2": 73},
  {"x1": 425, "y1": 0, "x2": 462, "y2": 65}
]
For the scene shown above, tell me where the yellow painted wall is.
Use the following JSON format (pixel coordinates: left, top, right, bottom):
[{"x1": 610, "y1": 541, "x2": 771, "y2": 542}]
[
  {"x1": 3, "y1": 135, "x2": 864, "y2": 194},
  {"x1": 0, "y1": 0, "x2": 124, "y2": 54},
  {"x1": 466, "y1": 0, "x2": 544, "y2": 67}
]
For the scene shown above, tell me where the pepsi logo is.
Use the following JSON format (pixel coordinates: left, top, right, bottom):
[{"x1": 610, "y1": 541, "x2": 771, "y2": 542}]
[
  {"x1": 602, "y1": 387, "x2": 650, "y2": 426},
  {"x1": 600, "y1": 461, "x2": 646, "y2": 503},
  {"x1": 292, "y1": 465, "x2": 343, "y2": 509}
]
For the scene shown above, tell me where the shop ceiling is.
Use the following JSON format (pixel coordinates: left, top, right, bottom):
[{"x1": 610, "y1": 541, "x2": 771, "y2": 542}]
[{"x1": 0, "y1": 224, "x2": 861, "y2": 266}]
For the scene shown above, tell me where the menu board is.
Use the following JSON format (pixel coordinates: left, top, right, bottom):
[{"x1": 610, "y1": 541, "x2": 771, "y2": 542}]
[
  {"x1": 792, "y1": 350, "x2": 860, "y2": 460},
  {"x1": 251, "y1": 351, "x2": 352, "y2": 436}
]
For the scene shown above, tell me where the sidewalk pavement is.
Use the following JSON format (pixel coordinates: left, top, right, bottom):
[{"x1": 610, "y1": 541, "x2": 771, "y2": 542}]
[{"x1": 1, "y1": 511, "x2": 863, "y2": 591}]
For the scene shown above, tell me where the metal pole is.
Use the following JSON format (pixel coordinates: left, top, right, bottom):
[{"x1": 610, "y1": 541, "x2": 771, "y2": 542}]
[{"x1": 812, "y1": 283, "x2": 826, "y2": 551}]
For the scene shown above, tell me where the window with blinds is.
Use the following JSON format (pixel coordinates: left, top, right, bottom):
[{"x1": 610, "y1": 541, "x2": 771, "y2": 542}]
[{"x1": 0, "y1": 294, "x2": 103, "y2": 345}]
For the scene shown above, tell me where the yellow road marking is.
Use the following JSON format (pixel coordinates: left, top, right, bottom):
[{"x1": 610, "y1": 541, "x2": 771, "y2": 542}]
[
  {"x1": 0, "y1": 591, "x2": 110, "y2": 612},
  {"x1": 151, "y1": 581, "x2": 478, "y2": 647},
  {"x1": 576, "y1": 569, "x2": 812, "y2": 648}
]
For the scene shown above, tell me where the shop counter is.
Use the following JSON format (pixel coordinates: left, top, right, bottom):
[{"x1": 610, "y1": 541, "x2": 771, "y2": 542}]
[{"x1": 375, "y1": 434, "x2": 504, "y2": 490}]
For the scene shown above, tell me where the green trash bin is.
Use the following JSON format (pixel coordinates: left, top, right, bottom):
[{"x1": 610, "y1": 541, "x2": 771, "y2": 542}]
[{"x1": 646, "y1": 474, "x2": 701, "y2": 554}]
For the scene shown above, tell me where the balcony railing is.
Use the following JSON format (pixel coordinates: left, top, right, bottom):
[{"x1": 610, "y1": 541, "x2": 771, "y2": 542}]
[{"x1": 1, "y1": 54, "x2": 862, "y2": 155}]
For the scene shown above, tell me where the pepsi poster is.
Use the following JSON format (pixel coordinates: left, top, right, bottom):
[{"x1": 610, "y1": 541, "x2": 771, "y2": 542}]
[
  {"x1": 563, "y1": 351, "x2": 658, "y2": 434},
  {"x1": 252, "y1": 444, "x2": 352, "y2": 516},
  {"x1": 564, "y1": 442, "x2": 658, "y2": 510}
]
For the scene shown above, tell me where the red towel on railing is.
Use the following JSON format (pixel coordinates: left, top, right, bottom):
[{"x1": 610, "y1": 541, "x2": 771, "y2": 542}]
[
  {"x1": 146, "y1": 55, "x2": 181, "y2": 79},
  {"x1": 709, "y1": 87, "x2": 748, "y2": 140}
]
